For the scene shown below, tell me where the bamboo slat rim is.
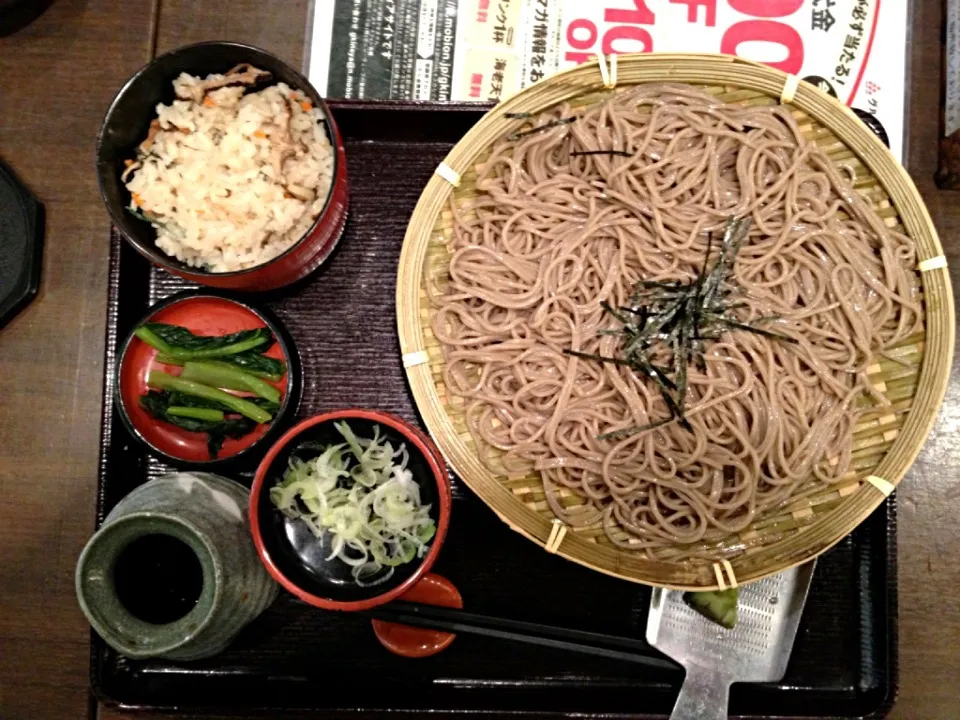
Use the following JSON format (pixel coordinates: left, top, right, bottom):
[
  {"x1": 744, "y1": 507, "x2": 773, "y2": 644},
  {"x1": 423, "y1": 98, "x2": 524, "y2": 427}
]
[{"x1": 396, "y1": 53, "x2": 955, "y2": 590}]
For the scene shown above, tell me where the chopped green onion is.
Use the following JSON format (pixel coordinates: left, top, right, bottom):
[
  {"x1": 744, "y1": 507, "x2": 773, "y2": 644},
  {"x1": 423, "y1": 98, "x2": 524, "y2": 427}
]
[{"x1": 269, "y1": 421, "x2": 436, "y2": 586}]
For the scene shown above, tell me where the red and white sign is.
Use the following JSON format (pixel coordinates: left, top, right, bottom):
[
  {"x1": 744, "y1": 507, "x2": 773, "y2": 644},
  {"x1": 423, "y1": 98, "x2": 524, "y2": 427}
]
[
  {"x1": 560, "y1": 0, "x2": 878, "y2": 104},
  {"x1": 460, "y1": 0, "x2": 904, "y2": 156},
  {"x1": 308, "y1": 0, "x2": 907, "y2": 158},
  {"x1": 552, "y1": 0, "x2": 904, "y2": 157}
]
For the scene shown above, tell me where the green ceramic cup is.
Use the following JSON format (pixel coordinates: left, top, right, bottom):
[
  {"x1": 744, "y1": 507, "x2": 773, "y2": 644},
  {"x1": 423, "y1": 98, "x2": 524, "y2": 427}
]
[{"x1": 76, "y1": 472, "x2": 278, "y2": 661}]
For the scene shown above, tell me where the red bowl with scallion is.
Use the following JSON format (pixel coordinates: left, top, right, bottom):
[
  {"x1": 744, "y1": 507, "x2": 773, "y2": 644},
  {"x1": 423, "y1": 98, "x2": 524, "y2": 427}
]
[
  {"x1": 115, "y1": 291, "x2": 302, "y2": 469},
  {"x1": 249, "y1": 410, "x2": 451, "y2": 611}
]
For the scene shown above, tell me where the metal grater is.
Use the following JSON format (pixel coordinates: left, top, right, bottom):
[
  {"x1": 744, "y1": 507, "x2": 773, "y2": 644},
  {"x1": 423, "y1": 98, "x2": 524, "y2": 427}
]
[{"x1": 646, "y1": 562, "x2": 816, "y2": 720}]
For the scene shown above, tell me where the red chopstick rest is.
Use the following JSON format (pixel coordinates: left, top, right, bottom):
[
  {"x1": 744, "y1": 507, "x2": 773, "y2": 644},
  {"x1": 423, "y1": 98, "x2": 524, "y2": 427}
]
[{"x1": 371, "y1": 573, "x2": 462, "y2": 658}]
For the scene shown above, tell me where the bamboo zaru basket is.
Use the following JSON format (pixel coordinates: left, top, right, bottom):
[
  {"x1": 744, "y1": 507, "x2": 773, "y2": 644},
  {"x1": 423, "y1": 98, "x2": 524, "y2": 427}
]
[{"x1": 396, "y1": 54, "x2": 954, "y2": 589}]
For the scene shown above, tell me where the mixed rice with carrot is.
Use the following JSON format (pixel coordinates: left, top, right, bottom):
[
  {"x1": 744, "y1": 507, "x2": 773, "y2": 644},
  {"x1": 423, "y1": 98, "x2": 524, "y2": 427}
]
[{"x1": 123, "y1": 64, "x2": 334, "y2": 273}]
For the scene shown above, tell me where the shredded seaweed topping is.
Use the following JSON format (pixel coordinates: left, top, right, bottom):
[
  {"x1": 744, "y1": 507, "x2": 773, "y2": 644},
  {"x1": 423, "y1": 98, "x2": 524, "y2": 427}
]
[
  {"x1": 569, "y1": 149, "x2": 633, "y2": 157},
  {"x1": 565, "y1": 218, "x2": 797, "y2": 440}
]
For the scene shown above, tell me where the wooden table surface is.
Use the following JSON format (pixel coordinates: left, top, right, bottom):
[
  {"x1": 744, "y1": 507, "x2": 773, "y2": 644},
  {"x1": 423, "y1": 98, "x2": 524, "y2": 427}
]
[{"x1": 0, "y1": 1, "x2": 956, "y2": 718}]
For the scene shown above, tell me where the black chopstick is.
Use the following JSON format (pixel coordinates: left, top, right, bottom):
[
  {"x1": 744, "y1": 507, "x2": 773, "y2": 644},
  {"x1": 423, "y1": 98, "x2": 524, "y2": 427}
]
[{"x1": 360, "y1": 600, "x2": 679, "y2": 672}]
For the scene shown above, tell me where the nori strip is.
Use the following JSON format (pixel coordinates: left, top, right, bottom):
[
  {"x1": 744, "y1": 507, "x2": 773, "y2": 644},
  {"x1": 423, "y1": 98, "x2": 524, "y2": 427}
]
[
  {"x1": 570, "y1": 149, "x2": 633, "y2": 157},
  {"x1": 508, "y1": 116, "x2": 577, "y2": 140},
  {"x1": 567, "y1": 218, "x2": 796, "y2": 440}
]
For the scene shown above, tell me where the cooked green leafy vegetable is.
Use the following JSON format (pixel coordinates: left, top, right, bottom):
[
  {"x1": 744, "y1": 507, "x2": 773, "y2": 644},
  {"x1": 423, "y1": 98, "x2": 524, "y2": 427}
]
[
  {"x1": 135, "y1": 323, "x2": 272, "y2": 360},
  {"x1": 139, "y1": 390, "x2": 276, "y2": 457},
  {"x1": 179, "y1": 361, "x2": 280, "y2": 403},
  {"x1": 684, "y1": 588, "x2": 739, "y2": 629},
  {"x1": 143, "y1": 389, "x2": 278, "y2": 415},
  {"x1": 134, "y1": 325, "x2": 175, "y2": 355},
  {"x1": 155, "y1": 351, "x2": 286, "y2": 382},
  {"x1": 167, "y1": 406, "x2": 224, "y2": 421},
  {"x1": 213, "y1": 351, "x2": 285, "y2": 380},
  {"x1": 147, "y1": 371, "x2": 273, "y2": 423}
]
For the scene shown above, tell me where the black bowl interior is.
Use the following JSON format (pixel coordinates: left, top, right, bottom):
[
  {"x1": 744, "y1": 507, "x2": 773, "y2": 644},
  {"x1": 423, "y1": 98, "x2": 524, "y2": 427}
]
[
  {"x1": 115, "y1": 290, "x2": 303, "y2": 470},
  {"x1": 256, "y1": 416, "x2": 441, "y2": 604},
  {"x1": 95, "y1": 41, "x2": 335, "y2": 275}
]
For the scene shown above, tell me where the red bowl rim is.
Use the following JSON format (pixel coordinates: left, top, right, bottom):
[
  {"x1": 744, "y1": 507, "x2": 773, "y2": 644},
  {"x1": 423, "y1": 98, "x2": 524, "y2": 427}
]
[{"x1": 249, "y1": 409, "x2": 452, "y2": 611}]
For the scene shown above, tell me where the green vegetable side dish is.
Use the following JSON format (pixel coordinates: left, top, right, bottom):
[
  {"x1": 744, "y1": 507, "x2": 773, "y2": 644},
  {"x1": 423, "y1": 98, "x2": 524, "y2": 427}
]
[
  {"x1": 167, "y1": 406, "x2": 225, "y2": 421},
  {"x1": 684, "y1": 588, "x2": 739, "y2": 629},
  {"x1": 179, "y1": 361, "x2": 281, "y2": 403},
  {"x1": 147, "y1": 371, "x2": 272, "y2": 423},
  {"x1": 135, "y1": 323, "x2": 273, "y2": 360},
  {"x1": 270, "y1": 421, "x2": 437, "y2": 587},
  {"x1": 133, "y1": 321, "x2": 287, "y2": 459},
  {"x1": 139, "y1": 390, "x2": 277, "y2": 457},
  {"x1": 156, "y1": 351, "x2": 286, "y2": 381}
]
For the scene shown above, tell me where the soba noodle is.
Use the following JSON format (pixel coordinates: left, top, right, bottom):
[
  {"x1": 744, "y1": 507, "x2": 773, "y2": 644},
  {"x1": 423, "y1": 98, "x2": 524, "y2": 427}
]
[{"x1": 430, "y1": 84, "x2": 922, "y2": 561}]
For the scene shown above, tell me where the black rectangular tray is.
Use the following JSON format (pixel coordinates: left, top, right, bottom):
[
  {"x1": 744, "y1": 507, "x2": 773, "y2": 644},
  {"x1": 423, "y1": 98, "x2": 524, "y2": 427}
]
[{"x1": 93, "y1": 101, "x2": 898, "y2": 718}]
